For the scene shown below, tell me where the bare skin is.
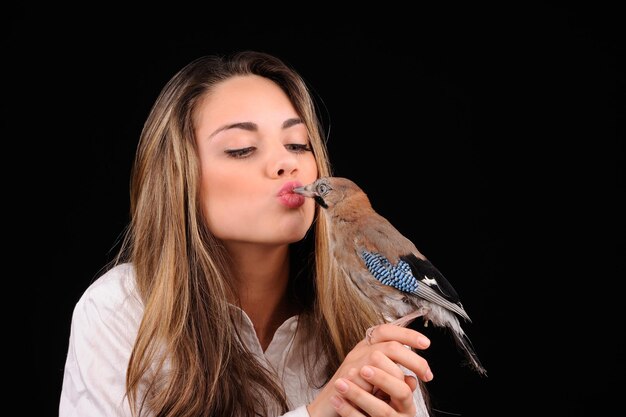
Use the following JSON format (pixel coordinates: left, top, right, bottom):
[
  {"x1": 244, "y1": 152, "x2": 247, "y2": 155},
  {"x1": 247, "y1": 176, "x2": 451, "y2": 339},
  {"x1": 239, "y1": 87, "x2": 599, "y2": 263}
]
[
  {"x1": 195, "y1": 74, "x2": 317, "y2": 351},
  {"x1": 194, "y1": 74, "x2": 433, "y2": 416},
  {"x1": 308, "y1": 323, "x2": 433, "y2": 417}
]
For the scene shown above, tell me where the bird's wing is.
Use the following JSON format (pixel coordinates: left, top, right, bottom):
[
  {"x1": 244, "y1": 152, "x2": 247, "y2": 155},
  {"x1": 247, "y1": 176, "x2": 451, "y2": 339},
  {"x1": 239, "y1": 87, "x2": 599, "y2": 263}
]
[{"x1": 359, "y1": 250, "x2": 470, "y2": 322}]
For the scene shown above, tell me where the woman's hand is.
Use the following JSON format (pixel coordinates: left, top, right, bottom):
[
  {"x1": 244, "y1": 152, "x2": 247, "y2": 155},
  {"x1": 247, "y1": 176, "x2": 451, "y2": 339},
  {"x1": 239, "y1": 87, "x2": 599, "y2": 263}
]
[{"x1": 307, "y1": 323, "x2": 433, "y2": 417}]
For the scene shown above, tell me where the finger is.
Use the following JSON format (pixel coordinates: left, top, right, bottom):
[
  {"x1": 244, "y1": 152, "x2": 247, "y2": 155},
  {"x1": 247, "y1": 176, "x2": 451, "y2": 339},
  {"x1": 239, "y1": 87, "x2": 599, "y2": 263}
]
[
  {"x1": 360, "y1": 366, "x2": 416, "y2": 415},
  {"x1": 374, "y1": 340, "x2": 434, "y2": 382},
  {"x1": 344, "y1": 366, "x2": 374, "y2": 394},
  {"x1": 367, "y1": 349, "x2": 407, "y2": 381},
  {"x1": 369, "y1": 323, "x2": 431, "y2": 350},
  {"x1": 399, "y1": 363, "x2": 419, "y2": 391},
  {"x1": 334, "y1": 377, "x2": 389, "y2": 417},
  {"x1": 329, "y1": 394, "x2": 365, "y2": 417},
  {"x1": 342, "y1": 355, "x2": 412, "y2": 394},
  {"x1": 405, "y1": 374, "x2": 418, "y2": 392}
]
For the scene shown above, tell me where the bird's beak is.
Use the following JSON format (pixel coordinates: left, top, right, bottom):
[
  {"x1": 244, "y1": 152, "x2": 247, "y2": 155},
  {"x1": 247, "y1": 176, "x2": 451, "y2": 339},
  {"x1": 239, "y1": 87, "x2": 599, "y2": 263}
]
[
  {"x1": 292, "y1": 184, "x2": 318, "y2": 198},
  {"x1": 293, "y1": 184, "x2": 328, "y2": 209}
]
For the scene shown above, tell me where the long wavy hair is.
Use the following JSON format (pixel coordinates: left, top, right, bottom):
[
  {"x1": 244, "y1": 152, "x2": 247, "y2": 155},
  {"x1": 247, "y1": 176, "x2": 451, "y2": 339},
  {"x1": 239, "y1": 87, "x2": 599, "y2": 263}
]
[{"x1": 114, "y1": 50, "x2": 387, "y2": 416}]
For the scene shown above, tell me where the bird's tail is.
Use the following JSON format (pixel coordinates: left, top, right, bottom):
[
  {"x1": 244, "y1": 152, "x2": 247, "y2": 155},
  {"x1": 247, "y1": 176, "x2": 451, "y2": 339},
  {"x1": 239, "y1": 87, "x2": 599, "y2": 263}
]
[
  {"x1": 419, "y1": 306, "x2": 487, "y2": 376},
  {"x1": 390, "y1": 307, "x2": 487, "y2": 376},
  {"x1": 451, "y1": 327, "x2": 487, "y2": 377}
]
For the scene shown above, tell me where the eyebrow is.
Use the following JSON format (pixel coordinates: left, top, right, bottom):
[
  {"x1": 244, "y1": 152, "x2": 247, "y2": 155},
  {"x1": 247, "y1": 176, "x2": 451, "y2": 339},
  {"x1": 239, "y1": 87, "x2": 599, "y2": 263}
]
[{"x1": 208, "y1": 118, "x2": 303, "y2": 139}]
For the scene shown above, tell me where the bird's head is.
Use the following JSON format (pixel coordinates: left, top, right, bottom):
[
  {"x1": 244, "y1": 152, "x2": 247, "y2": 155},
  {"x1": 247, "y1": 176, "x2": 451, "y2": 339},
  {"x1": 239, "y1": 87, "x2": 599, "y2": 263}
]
[{"x1": 293, "y1": 176, "x2": 365, "y2": 210}]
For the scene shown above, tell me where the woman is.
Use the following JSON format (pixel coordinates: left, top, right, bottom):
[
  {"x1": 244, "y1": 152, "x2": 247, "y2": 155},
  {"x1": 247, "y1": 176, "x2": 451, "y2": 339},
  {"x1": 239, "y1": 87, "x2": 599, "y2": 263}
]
[{"x1": 59, "y1": 50, "x2": 434, "y2": 417}]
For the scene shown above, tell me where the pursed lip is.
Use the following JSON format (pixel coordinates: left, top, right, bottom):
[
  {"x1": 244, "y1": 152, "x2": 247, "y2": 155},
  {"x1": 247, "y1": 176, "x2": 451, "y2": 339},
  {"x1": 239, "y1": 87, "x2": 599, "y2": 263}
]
[
  {"x1": 277, "y1": 180, "x2": 303, "y2": 196},
  {"x1": 277, "y1": 180, "x2": 306, "y2": 208}
]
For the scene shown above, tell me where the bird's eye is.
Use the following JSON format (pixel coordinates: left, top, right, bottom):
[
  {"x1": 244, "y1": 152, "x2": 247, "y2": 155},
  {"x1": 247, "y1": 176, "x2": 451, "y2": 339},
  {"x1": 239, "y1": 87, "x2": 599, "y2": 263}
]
[{"x1": 317, "y1": 183, "x2": 330, "y2": 195}]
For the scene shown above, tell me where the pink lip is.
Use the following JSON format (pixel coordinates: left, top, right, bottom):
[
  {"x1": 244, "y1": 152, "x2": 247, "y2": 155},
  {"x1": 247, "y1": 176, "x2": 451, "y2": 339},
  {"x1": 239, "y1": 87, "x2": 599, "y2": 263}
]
[{"x1": 277, "y1": 180, "x2": 305, "y2": 208}]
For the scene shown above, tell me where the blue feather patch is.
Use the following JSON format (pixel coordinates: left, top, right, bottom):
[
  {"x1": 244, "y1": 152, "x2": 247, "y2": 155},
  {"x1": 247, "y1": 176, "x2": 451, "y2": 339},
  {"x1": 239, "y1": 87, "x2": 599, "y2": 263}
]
[{"x1": 360, "y1": 250, "x2": 418, "y2": 293}]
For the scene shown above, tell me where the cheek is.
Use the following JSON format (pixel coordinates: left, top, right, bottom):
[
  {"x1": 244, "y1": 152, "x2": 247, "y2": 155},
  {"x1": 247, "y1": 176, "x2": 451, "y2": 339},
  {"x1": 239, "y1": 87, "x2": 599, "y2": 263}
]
[
  {"x1": 302, "y1": 156, "x2": 319, "y2": 223},
  {"x1": 200, "y1": 167, "x2": 253, "y2": 235},
  {"x1": 302, "y1": 154, "x2": 319, "y2": 184}
]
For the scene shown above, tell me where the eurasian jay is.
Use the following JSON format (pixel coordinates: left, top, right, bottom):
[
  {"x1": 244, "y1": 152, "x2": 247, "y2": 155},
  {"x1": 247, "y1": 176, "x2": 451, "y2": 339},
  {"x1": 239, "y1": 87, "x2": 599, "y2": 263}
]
[{"x1": 293, "y1": 176, "x2": 487, "y2": 376}]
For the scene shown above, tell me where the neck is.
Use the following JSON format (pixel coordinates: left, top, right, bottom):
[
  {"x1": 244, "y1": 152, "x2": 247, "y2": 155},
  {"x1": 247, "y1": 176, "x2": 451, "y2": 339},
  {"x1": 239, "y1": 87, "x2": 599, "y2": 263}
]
[{"x1": 226, "y1": 243, "x2": 297, "y2": 351}]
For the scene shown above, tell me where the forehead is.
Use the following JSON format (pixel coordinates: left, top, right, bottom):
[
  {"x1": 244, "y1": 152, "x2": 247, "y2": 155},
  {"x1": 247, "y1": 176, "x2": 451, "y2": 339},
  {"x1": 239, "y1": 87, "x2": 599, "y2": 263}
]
[
  {"x1": 192, "y1": 74, "x2": 307, "y2": 145},
  {"x1": 196, "y1": 75, "x2": 297, "y2": 122}
]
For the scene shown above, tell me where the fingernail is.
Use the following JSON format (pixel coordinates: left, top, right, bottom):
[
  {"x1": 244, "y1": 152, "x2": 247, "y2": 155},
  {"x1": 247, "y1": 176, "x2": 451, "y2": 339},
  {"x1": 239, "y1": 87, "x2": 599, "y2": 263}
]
[
  {"x1": 335, "y1": 378, "x2": 349, "y2": 393},
  {"x1": 420, "y1": 336, "x2": 430, "y2": 347},
  {"x1": 425, "y1": 368, "x2": 434, "y2": 381},
  {"x1": 361, "y1": 366, "x2": 374, "y2": 378},
  {"x1": 330, "y1": 395, "x2": 343, "y2": 408}
]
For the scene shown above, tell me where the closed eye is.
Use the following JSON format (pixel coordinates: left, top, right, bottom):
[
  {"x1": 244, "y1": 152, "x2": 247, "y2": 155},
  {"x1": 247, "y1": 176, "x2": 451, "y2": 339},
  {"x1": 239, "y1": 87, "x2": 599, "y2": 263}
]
[
  {"x1": 286, "y1": 143, "x2": 312, "y2": 153},
  {"x1": 225, "y1": 147, "x2": 255, "y2": 158}
]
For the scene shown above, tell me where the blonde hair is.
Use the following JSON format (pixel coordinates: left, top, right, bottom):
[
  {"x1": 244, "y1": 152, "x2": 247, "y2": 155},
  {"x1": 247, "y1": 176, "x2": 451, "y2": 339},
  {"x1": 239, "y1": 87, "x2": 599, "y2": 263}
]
[{"x1": 114, "y1": 51, "x2": 385, "y2": 417}]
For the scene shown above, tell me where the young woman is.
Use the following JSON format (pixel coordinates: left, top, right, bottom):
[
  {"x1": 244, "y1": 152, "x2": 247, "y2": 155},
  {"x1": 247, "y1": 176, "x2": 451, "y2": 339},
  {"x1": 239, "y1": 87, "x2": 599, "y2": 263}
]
[{"x1": 59, "y1": 50, "x2": 434, "y2": 417}]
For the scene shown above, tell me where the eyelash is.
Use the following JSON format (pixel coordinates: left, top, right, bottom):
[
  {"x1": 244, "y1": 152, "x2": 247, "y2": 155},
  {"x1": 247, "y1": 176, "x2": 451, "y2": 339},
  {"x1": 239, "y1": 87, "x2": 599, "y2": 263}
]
[
  {"x1": 287, "y1": 144, "x2": 312, "y2": 153},
  {"x1": 225, "y1": 144, "x2": 312, "y2": 159}
]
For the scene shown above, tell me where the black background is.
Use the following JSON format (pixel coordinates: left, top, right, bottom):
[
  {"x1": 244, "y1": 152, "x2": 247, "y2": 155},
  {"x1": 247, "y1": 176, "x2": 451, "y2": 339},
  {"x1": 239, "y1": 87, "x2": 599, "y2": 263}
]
[{"x1": 6, "y1": 3, "x2": 623, "y2": 416}]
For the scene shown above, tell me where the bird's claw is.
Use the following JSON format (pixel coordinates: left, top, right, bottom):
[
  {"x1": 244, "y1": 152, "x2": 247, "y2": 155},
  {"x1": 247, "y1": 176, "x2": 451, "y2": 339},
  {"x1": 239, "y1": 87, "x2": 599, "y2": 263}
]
[{"x1": 365, "y1": 326, "x2": 377, "y2": 345}]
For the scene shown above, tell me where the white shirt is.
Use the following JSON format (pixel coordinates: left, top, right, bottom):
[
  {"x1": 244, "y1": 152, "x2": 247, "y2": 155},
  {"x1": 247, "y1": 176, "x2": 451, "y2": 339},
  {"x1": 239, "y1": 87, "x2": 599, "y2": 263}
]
[{"x1": 60, "y1": 263, "x2": 427, "y2": 417}]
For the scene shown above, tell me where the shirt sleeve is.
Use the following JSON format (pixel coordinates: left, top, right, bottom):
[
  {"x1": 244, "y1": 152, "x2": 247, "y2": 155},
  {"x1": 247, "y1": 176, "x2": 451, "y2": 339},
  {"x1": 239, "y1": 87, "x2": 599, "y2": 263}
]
[
  {"x1": 281, "y1": 391, "x2": 428, "y2": 417},
  {"x1": 59, "y1": 268, "x2": 142, "y2": 417}
]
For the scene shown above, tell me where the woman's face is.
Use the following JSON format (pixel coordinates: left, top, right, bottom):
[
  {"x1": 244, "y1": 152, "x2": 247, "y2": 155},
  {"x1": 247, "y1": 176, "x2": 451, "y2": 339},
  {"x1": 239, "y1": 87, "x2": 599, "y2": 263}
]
[{"x1": 195, "y1": 75, "x2": 318, "y2": 248}]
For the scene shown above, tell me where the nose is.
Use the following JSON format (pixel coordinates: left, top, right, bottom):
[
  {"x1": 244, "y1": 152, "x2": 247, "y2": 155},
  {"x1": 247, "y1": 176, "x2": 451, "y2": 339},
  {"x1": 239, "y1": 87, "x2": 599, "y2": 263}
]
[{"x1": 267, "y1": 145, "x2": 298, "y2": 178}]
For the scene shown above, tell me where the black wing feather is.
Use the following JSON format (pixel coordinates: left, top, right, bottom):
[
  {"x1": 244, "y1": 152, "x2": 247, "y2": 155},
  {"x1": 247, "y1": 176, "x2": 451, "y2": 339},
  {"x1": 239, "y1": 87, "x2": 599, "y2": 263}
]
[{"x1": 399, "y1": 254, "x2": 460, "y2": 303}]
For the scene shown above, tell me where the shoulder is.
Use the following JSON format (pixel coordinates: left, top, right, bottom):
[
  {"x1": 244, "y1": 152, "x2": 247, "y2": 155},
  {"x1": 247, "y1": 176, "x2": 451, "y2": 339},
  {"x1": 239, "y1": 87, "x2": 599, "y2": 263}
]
[
  {"x1": 71, "y1": 263, "x2": 143, "y2": 331},
  {"x1": 77, "y1": 263, "x2": 140, "y2": 307},
  {"x1": 61, "y1": 263, "x2": 142, "y2": 416}
]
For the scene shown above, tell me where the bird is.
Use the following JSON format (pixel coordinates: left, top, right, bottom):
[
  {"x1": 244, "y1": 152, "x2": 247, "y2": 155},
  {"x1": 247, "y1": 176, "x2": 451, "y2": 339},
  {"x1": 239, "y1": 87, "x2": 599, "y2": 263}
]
[{"x1": 293, "y1": 176, "x2": 487, "y2": 376}]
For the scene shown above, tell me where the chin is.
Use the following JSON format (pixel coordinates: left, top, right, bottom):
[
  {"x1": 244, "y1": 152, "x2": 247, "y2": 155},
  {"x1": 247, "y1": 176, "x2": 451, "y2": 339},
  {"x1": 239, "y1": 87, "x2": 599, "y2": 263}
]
[
  {"x1": 277, "y1": 222, "x2": 312, "y2": 244},
  {"x1": 274, "y1": 210, "x2": 313, "y2": 242},
  {"x1": 284, "y1": 228, "x2": 310, "y2": 244}
]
